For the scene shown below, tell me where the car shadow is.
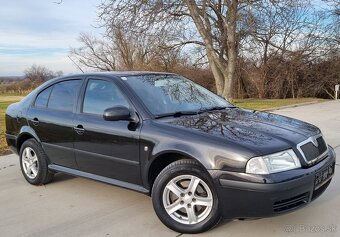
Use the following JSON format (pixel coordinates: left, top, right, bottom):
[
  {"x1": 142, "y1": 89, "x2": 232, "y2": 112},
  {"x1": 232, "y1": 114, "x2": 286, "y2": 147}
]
[{"x1": 52, "y1": 173, "x2": 76, "y2": 183}]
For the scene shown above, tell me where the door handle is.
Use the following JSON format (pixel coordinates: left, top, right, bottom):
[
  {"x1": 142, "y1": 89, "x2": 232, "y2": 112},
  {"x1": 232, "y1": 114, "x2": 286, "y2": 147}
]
[
  {"x1": 30, "y1": 118, "x2": 39, "y2": 126},
  {"x1": 74, "y1": 125, "x2": 85, "y2": 135}
]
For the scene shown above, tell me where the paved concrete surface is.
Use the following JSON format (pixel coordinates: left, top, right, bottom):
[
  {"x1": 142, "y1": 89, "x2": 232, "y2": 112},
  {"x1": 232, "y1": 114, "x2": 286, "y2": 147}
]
[{"x1": 0, "y1": 100, "x2": 339, "y2": 237}]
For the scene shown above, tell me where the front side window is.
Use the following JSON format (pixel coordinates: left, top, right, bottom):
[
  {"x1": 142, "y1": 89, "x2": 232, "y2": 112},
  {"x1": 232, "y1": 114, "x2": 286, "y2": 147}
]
[
  {"x1": 47, "y1": 80, "x2": 82, "y2": 112},
  {"x1": 82, "y1": 79, "x2": 130, "y2": 115}
]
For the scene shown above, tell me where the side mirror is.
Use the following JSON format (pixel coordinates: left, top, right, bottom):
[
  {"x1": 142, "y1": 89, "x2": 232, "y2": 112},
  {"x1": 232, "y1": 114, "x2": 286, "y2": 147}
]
[{"x1": 103, "y1": 106, "x2": 131, "y2": 121}]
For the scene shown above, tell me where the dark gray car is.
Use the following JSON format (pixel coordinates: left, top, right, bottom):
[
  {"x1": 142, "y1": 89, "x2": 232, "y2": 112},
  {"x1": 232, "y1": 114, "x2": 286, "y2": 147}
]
[{"x1": 5, "y1": 72, "x2": 336, "y2": 233}]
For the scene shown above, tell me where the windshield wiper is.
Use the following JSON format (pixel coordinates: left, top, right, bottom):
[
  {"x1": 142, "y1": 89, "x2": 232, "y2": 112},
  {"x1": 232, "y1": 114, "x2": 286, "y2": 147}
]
[
  {"x1": 198, "y1": 105, "x2": 237, "y2": 113},
  {"x1": 155, "y1": 106, "x2": 237, "y2": 119},
  {"x1": 199, "y1": 106, "x2": 227, "y2": 112},
  {"x1": 155, "y1": 110, "x2": 199, "y2": 119}
]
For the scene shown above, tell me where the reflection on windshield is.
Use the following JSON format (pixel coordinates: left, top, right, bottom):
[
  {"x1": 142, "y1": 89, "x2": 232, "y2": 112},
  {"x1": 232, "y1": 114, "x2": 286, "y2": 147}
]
[{"x1": 124, "y1": 75, "x2": 232, "y2": 116}]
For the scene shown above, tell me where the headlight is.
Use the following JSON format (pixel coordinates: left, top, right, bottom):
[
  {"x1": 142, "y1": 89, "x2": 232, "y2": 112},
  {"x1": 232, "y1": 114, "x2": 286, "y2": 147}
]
[{"x1": 246, "y1": 149, "x2": 301, "y2": 174}]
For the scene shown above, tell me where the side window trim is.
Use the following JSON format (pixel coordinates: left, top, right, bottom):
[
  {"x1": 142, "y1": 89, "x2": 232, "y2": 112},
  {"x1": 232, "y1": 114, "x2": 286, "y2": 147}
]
[{"x1": 46, "y1": 85, "x2": 54, "y2": 108}]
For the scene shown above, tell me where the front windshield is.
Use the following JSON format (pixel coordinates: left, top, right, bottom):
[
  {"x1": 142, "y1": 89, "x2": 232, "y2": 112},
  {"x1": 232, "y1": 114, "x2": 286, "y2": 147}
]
[{"x1": 124, "y1": 74, "x2": 233, "y2": 116}]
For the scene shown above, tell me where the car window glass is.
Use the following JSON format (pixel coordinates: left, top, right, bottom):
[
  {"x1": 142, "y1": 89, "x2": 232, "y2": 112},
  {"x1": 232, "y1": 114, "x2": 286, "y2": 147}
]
[
  {"x1": 83, "y1": 79, "x2": 130, "y2": 115},
  {"x1": 48, "y1": 80, "x2": 82, "y2": 112},
  {"x1": 34, "y1": 86, "x2": 53, "y2": 108},
  {"x1": 125, "y1": 75, "x2": 232, "y2": 115}
]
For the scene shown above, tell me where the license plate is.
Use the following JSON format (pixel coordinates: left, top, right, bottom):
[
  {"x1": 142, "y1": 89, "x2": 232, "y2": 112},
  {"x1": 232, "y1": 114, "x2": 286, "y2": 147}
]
[{"x1": 314, "y1": 163, "x2": 334, "y2": 190}]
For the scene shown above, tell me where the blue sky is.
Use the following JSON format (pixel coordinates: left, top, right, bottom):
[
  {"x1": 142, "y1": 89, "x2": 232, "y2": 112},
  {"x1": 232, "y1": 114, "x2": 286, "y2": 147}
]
[{"x1": 0, "y1": 0, "x2": 102, "y2": 76}]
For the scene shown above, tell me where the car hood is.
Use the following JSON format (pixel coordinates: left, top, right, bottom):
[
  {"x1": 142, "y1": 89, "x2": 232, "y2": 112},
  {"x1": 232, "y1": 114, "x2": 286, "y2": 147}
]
[{"x1": 158, "y1": 108, "x2": 320, "y2": 155}]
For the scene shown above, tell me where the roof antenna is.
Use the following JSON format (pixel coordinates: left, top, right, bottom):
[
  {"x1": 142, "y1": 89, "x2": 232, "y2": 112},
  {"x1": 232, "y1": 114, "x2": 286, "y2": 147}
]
[{"x1": 68, "y1": 56, "x2": 84, "y2": 73}]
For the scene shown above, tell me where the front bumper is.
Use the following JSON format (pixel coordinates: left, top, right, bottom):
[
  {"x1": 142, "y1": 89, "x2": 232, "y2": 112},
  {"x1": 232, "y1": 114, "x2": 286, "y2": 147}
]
[{"x1": 209, "y1": 146, "x2": 336, "y2": 219}]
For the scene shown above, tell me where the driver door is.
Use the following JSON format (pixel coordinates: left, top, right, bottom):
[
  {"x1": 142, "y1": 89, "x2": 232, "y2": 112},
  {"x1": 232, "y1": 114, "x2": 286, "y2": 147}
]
[{"x1": 73, "y1": 78, "x2": 141, "y2": 184}]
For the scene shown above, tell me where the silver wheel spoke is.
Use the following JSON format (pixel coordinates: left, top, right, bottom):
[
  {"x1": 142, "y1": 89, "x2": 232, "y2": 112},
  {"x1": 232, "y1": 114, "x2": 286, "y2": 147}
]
[
  {"x1": 186, "y1": 206, "x2": 197, "y2": 224},
  {"x1": 32, "y1": 156, "x2": 38, "y2": 163},
  {"x1": 26, "y1": 166, "x2": 32, "y2": 175},
  {"x1": 23, "y1": 149, "x2": 29, "y2": 160},
  {"x1": 22, "y1": 160, "x2": 30, "y2": 167},
  {"x1": 23, "y1": 155, "x2": 28, "y2": 162},
  {"x1": 165, "y1": 199, "x2": 182, "y2": 215},
  {"x1": 27, "y1": 150, "x2": 33, "y2": 160},
  {"x1": 187, "y1": 176, "x2": 200, "y2": 194},
  {"x1": 31, "y1": 166, "x2": 38, "y2": 176},
  {"x1": 166, "y1": 181, "x2": 184, "y2": 198},
  {"x1": 193, "y1": 196, "x2": 213, "y2": 207}
]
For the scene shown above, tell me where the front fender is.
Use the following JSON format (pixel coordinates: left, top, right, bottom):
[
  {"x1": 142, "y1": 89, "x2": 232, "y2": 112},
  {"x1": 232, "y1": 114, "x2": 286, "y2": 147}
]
[
  {"x1": 139, "y1": 120, "x2": 251, "y2": 190},
  {"x1": 140, "y1": 141, "x2": 207, "y2": 190},
  {"x1": 151, "y1": 142, "x2": 205, "y2": 166}
]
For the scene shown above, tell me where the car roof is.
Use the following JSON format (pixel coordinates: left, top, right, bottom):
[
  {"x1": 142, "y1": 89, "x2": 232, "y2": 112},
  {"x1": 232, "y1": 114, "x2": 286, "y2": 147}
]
[
  {"x1": 39, "y1": 71, "x2": 178, "y2": 92},
  {"x1": 60, "y1": 71, "x2": 177, "y2": 79}
]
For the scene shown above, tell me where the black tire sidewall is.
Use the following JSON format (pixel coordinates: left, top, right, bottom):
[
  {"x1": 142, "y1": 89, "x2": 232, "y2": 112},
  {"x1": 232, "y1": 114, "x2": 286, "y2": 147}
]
[
  {"x1": 19, "y1": 139, "x2": 49, "y2": 185},
  {"x1": 152, "y1": 160, "x2": 221, "y2": 234}
]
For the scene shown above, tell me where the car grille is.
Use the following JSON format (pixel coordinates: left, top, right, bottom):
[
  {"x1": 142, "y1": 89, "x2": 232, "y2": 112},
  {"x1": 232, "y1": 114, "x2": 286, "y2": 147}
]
[
  {"x1": 273, "y1": 192, "x2": 310, "y2": 213},
  {"x1": 297, "y1": 135, "x2": 328, "y2": 164}
]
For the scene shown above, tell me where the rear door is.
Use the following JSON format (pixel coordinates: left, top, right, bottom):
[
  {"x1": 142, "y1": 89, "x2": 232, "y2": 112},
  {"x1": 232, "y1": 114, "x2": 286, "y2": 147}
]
[
  {"x1": 73, "y1": 77, "x2": 141, "y2": 184},
  {"x1": 27, "y1": 79, "x2": 83, "y2": 168}
]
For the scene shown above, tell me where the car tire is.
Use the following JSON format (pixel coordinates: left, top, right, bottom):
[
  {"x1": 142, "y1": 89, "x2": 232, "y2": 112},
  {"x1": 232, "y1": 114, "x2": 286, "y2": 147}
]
[
  {"x1": 19, "y1": 138, "x2": 54, "y2": 185},
  {"x1": 152, "y1": 159, "x2": 221, "y2": 234}
]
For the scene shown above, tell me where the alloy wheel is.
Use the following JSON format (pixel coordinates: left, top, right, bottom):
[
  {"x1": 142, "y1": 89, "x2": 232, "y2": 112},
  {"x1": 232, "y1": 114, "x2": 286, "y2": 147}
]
[
  {"x1": 162, "y1": 175, "x2": 213, "y2": 225},
  {"x1": 21, "y1": 147, "x2": 39, "y2": 179}
]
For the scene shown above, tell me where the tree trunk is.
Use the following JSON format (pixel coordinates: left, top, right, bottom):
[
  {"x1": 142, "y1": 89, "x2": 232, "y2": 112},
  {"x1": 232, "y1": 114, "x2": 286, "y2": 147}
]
[
  {"x1": 222, "y1": 0, "x2": 238, "y2": 100},
  {"x1": 206, "y1": 54, "x2": 225, "y2": 95},
  {"x1": 222, "y1": 48, "x2": 236, "y2": 100}
]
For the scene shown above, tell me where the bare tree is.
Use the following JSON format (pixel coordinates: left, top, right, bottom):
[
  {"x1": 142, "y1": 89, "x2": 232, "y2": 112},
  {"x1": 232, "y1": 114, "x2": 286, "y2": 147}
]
[
  {"x1": 69, "y1": 0, "x2": 339, "y2": 100},
  {"x1": 97, "y1": 0, "x2": 262, "y2": 100},
  {"x1": 239, "y1": 0, "x2": 335, "y2": 99},
  {"x1": 70, "y1": 33, "x2": 117, "y2": 71},
  {"x1": 24, "y1": 65, "x2": 62, "y2": 82}
]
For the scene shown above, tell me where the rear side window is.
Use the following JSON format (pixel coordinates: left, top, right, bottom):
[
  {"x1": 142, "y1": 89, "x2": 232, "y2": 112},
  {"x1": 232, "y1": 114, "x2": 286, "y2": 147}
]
[
  {"x1": 82, "y1": 79, "x2": 129, "y2": 115},
  {"x1": 35, "y1": 86, "x2": 52, "y2": 108},
  {"x1": 47, "y1": 80, "x2": 82, "y2": 112}
]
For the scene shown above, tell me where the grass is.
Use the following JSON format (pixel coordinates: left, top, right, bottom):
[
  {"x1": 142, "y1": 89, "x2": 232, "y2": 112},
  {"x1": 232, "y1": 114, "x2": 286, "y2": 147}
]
[
  {"x1": 0, "y1": 95, "x2": 24, "y2": 155},
  {"x1": 0, "y1": 95, "x2": 328, "y2": 156},
  {"x1": 233, "y1": 98, "x2": 327, "y2": 110}
]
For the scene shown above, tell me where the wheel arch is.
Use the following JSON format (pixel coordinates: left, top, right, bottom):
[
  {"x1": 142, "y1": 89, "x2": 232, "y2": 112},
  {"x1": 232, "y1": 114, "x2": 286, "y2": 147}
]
[
  {"x1": 146, "y1": 150, "x2": 207, "y2": 194},
  {"x1": 17, "y1": 126, "x2": 41, "y2": 154}
]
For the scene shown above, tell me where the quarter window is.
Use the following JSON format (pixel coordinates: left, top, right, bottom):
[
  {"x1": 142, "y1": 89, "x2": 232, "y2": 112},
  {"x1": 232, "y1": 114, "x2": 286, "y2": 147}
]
[
  {"x1": 83, "y1": 79, "x2": 129, "y2": 115},
  {"x1": 47, "y1": 80, "x2": 82, "y2": 112},
  {"x1": 34, "y1": 86, "x2": 52, "y2": 108}
]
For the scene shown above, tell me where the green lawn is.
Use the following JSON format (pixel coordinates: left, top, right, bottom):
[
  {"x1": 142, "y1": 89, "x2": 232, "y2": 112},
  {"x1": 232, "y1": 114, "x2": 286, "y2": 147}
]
[
  {"x1": 0, "y1": 96, "x2": 328, "y2": 155},
  {"x1": 0, "y1": 95, "x2": 24, "y2": 155},
  {"x1": 233, "y1": 98, "x2": 326, "y2": 110}
]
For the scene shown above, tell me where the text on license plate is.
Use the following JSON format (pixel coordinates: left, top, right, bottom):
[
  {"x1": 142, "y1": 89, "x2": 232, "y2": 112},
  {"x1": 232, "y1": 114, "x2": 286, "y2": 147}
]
[{"x1": 315, "y1": 163, "x2": 334, "y2": 190}]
